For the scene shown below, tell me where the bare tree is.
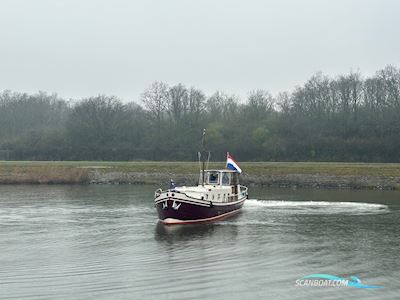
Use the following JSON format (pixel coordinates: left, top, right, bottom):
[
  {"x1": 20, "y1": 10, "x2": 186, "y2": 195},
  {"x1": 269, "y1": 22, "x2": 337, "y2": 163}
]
[
  {"x1": 333, "y1": 72, "x2": 363, "y2": 116},
  {"x1": 377, "y1": 65, "x2": 400, "y2": 108},
  {"x1": 206, "y1": 91, "x2": 239, "y2": 121},
  {"x1": 276, "y1": 92, "x2": 291, "y2": 114},
  {"x1": 188, "y1": 87, "x2": 205, "y2": 121},
  {"x1": 168, "y1": 83, "x2": 188, "y2": 122},
  {"x1": 67, "y1": 95, "x2": 126, "y2": 144},
  {"x1": 141, "y1": 81, "x2": 169, "y2": 126},
  {"x1": 247, "y1": 89, "x2": 275, "y2": 117}
]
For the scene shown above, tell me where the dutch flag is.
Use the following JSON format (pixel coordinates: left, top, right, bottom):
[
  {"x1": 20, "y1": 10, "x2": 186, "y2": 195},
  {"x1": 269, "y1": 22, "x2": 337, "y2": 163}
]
[{"x1": 226, "y1": 152, "x2": 242, "y2": 173}]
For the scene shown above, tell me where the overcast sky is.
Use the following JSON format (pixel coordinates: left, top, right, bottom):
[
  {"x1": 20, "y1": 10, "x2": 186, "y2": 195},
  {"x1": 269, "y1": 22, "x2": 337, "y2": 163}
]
[{"x1": 0, "y1": 0, "x2": 399, "y2": 102}]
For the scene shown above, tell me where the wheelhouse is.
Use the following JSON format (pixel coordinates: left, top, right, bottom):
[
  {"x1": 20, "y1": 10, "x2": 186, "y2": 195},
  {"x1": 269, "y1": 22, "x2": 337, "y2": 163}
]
[{"x1": 199, "y1": 169, "x2": 239, "y2": 186}]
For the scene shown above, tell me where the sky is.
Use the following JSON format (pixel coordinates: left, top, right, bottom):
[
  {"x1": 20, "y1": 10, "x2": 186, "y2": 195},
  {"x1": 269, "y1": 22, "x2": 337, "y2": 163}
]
[{"x1": 0, "y1": 0, "x2": 399, "y2": 102}]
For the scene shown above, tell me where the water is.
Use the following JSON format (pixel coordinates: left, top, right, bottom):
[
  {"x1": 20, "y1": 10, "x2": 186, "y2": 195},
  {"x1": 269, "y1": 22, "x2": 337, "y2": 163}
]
[{"x1": 0, "y1": 185, "x2": 399, "y2": 299}]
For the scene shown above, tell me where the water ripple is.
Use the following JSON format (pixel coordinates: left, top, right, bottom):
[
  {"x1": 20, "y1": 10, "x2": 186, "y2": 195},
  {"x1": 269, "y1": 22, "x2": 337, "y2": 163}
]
[
  {"x1": 245, "y1": 199, "x2": 389, "y2": 215},
  {"x1": 0, "y1": 185, "x2": 399, "y2": 299}
]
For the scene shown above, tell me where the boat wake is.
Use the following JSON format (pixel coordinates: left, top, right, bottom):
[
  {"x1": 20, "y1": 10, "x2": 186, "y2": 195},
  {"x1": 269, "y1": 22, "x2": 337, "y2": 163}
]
[{"x1": 244, "y1": 199, "x2": 389, "y2": 215}]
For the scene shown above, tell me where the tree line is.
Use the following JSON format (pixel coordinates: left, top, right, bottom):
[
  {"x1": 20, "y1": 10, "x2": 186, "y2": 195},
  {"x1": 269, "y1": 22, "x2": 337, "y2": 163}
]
[{"x1": 1, "y1": 65, "x2": 400, "y2": 162}]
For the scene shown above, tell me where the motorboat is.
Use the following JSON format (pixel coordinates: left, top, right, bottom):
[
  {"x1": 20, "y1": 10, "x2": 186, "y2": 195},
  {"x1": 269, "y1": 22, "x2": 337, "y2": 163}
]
[{"x1": 154, "y1": 130, "x2": 248, "y2": 225}]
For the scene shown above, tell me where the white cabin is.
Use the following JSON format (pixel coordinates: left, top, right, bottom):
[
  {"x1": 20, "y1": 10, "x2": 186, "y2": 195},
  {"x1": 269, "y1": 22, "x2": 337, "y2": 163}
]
[
  {"x1": 170, "y1": 169, "x2": 246, "y2": 203},
  {"x1": 199, "y1": 169, "x2": 239, "y2": 187}
]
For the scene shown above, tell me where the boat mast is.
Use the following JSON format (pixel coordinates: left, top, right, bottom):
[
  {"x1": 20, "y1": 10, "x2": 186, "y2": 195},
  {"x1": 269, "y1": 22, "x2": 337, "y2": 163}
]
[{"x1": 201, "y1": 128, "x2": 206, "y2": 186}]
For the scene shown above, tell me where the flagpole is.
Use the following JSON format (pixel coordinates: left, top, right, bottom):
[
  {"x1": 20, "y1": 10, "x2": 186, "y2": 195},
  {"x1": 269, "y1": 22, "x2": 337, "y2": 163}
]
[{"x1": 202, "y1": 129, "x2": 206, "y2": 187}]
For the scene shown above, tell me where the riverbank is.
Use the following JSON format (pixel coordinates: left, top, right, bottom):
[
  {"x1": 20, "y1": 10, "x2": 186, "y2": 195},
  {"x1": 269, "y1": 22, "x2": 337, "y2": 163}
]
[{"x1": 0, "y1": 161, "x2": 400, "y2": 189}]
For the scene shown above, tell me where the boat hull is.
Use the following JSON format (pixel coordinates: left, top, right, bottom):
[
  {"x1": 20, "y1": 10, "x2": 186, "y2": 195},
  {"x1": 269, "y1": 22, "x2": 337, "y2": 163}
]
[{"x1": 155, "y1": 198, "x2": 245, "y2": 225}]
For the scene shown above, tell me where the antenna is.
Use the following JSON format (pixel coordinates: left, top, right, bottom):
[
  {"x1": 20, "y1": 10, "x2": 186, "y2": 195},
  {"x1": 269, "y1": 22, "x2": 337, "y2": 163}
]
[
  {"x1": 198, "y1": 151, "x2": 202, "y2": 173},
  {"x1": 201, "y1": 128, "x2": 206, "y2": 186}
]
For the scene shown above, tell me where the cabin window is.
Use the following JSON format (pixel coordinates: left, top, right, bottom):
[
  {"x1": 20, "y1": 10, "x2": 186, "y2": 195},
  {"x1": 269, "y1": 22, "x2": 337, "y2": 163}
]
[
  {"x1": 208, "y1": 172, "x2": 219, "y2": 184},
  {"x1": 232, "y1": 173, "x2": 239, "y2": 185},
  {"x1": 221, "y1": 172, "x2": 231, "y2": 185}
]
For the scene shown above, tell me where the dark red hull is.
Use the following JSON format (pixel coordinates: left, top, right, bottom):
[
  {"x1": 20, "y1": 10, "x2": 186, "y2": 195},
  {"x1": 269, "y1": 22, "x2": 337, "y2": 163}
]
[{"x1": 155, "y1": 198, "x2": 245, "y2": 225}]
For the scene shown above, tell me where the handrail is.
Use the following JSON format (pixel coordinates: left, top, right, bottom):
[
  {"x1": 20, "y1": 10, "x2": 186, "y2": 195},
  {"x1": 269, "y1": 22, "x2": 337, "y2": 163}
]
[
  {"x1": 154, "y1": 189, "x2": 205, "y2": 202},
  {"x1": 154, "y1": 188, "x2": 162, "y2": 198},
  {"x1": 155, "y1": 185, "x2": 248, "y2": 200}
]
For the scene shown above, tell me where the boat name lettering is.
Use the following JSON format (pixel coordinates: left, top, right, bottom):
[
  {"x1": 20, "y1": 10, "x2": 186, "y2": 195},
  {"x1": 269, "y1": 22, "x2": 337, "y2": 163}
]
[{"x1": 172, "y1": 201, "x2": 181, "y2": 210}]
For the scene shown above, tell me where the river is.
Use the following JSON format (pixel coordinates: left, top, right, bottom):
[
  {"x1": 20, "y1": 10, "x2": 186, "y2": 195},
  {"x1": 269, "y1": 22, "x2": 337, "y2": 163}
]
[{"x1": 0, "y1": 185, "x2": 399, "y2": 299}]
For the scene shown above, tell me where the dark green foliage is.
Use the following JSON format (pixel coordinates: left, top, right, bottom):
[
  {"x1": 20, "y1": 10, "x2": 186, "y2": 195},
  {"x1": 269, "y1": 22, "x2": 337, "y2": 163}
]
[{"x1": 1, "y1": 65, "x2": 400, "y2": 162}]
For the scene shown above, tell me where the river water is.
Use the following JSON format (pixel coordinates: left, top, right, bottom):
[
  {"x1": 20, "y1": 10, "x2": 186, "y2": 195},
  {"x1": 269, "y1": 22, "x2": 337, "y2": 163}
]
[{"x1": 0, "y1": 184, "x2": 399, "y2": 299}]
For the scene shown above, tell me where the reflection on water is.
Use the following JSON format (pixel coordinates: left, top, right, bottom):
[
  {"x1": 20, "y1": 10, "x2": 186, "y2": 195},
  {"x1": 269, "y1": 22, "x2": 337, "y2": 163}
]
[
  {"x1": 154, "y1": 218, "x2": 240, "y2": 243},
  {"x1": 0, "y1": 185, "x2": 399, "y2": 299},
  {"x1": 155, "y1": 222, "x2": 217, "y2": 242}
]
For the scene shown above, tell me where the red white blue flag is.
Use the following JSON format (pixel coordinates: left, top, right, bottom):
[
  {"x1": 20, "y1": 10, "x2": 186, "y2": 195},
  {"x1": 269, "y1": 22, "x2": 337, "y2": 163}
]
[{"x1": 226, "y1": 152, "x2": 242, "y2": 173}]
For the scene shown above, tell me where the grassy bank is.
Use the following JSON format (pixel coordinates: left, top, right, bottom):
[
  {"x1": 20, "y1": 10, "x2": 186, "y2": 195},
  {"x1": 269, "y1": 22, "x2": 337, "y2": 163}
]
[{"x1": 1, "y1": 161, "x2": 400, "y2": 189}]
